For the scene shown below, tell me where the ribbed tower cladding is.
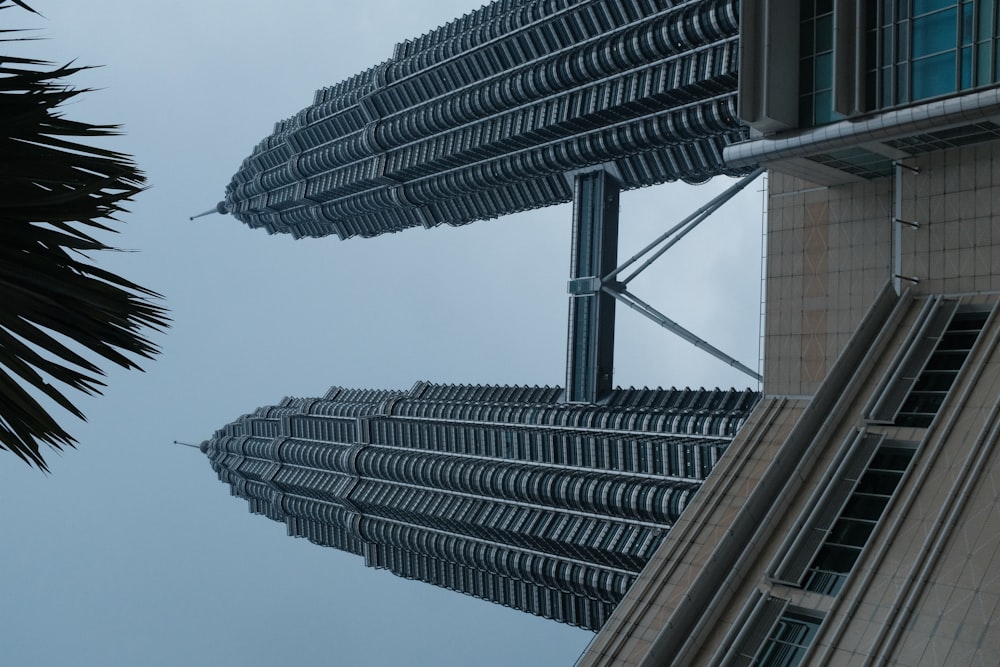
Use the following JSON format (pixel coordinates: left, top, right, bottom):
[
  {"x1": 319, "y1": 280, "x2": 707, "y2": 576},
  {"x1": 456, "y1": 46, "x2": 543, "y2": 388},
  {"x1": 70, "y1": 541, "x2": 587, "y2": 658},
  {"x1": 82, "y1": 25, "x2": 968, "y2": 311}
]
[
  {"x1": 218, "y1": 0, "x2": 752, "y2": 239},
  {"x1": 201, "y1": 382, "x2": 760, "y2": 630}
]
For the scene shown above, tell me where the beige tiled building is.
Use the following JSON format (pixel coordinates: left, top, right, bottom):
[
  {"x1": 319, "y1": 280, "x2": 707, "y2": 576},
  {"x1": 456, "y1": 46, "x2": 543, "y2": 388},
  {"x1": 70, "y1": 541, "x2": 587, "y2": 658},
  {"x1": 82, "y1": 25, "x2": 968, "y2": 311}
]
[{"x1": 578, "y1": 1, "x2": 1000, "y2": 664}]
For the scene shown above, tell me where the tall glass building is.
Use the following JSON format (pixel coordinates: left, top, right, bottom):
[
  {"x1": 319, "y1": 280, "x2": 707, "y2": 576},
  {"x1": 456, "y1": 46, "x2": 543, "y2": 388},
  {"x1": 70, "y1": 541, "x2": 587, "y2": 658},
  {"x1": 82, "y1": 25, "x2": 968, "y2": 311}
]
[
  {"x1": 209, "y1": 0, "x2": 752, "y2": 239},
  {"x1": 201, "y1": 0, "x2": 1000, "y2": 662},
  {"x1": 201, "y1": 382, "x2": 759, "y2": 630}
]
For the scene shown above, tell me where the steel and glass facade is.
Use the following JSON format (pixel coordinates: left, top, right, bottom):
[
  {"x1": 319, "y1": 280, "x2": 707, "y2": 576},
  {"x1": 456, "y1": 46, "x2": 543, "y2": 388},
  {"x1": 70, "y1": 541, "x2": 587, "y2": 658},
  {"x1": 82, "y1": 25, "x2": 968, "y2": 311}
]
[
  {"x1": 798, "y1": 0, "x2": 1000, "y2": 128},
  {"x1": 217, "y1": 0, "x2": 752, "y2": 239},
  {"x1": 202, "y1": 382, "x2": 758, "y2": 629}
]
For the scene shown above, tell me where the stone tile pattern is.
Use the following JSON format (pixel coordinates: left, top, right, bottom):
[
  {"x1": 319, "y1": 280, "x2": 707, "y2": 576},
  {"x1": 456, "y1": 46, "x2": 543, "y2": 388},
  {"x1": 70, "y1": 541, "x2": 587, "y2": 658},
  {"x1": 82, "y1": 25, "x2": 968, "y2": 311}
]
[
  {"x1": 579, "y1": 139, "x2": 1000, "y2": 666},
  {"x1": 765, "y1": 142, "x2": 1000, "y2": 396}
]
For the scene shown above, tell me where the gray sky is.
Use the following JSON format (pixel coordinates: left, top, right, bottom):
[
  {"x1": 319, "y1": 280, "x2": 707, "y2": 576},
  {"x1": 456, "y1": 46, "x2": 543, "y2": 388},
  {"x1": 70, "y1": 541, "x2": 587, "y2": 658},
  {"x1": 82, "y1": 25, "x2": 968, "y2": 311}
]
[{"x1": 0, "y1": 2, "x2": 763, "y2": 665}]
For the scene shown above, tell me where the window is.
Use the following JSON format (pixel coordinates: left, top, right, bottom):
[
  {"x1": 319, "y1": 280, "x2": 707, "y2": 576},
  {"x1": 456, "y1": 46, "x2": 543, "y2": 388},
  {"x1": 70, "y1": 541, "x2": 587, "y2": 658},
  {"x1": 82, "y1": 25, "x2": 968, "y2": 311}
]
[
  {"x1": 866, "y1": 299, "x2": 988, "y2": 427},
  {"x1": 722, "y1": 594, "x2": 824, "y2": 667},
  {"x1": 896, "y1": 308, "x2": 988, "y2": 426},
  {"x1": 769, "y1": 431, "x2": 883, "y2": 586},
  {"x1": 868, "y1": 0, "x2": 998, "y2": 110},
  {"x1": 794, "y1": 1, "x2": 1000, "y2": 126},
  {"x1": 802, "y1": 443, "x2": 915, "y2": 594},
  {"x1": 753, "y1": 610, "x2": 823, "y2": 667},
  {"x1": 800, "y1": 0, "x2": 840, "y2": 126}
]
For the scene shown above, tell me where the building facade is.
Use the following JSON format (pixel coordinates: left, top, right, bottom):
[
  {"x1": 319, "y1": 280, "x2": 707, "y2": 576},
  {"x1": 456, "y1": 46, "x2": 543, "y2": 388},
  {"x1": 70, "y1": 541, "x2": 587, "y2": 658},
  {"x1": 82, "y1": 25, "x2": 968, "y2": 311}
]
[
  {"x1": 201, "y1": 382, "x2": 758, "y2": 630},
  {"x1": 579, "y1": 1, "x2": 1000, "y2": 664},
  {"x1": 213, "y1": 0, "x2": 752, "y2": 239}
]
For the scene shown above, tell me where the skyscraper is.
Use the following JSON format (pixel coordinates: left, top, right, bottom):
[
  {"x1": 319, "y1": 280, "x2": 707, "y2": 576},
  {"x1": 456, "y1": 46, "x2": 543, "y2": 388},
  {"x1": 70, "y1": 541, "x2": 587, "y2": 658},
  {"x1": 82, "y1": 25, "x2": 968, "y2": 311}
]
[
  {"x1": 203, "y1": 0, "x2": 751, "y2": 240},
  {"x1": 201, "y1": 382, "x2": 758, "y2": 630},
  {"x1": 199, "y1": 0, "x2": 1000, "y2": 663}
]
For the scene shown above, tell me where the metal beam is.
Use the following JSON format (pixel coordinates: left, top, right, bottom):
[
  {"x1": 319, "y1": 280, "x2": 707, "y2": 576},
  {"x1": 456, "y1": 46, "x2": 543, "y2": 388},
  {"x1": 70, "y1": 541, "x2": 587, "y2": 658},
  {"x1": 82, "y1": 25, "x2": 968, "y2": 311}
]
[
  {"x1": 602, "y1": 284, "x2": 762, "y2": 382},
  {"x1": 604, "y1": 167, "x2": 764, "y2": 286},
  {"x1": 893, "y1": 161, "x2": 920, "y2": 295}
]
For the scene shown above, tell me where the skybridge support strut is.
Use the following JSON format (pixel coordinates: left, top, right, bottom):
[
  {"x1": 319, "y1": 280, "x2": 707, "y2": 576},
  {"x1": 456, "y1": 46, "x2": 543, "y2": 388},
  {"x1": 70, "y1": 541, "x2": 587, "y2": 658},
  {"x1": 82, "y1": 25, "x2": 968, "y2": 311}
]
[
  {"x1": 602, "y1": 285, "x2": 763, "y2": 383},
  {"x1": 562, "y1": 168, "x2": 764, "y2": 402}
]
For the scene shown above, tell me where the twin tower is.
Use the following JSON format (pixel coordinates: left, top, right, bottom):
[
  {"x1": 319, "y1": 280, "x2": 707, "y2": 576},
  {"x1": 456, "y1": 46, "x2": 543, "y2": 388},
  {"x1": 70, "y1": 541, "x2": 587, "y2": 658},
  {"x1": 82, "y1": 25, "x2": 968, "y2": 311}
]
[{"x1": 200, "y1": 0, "x2": 760, "y2": 630}]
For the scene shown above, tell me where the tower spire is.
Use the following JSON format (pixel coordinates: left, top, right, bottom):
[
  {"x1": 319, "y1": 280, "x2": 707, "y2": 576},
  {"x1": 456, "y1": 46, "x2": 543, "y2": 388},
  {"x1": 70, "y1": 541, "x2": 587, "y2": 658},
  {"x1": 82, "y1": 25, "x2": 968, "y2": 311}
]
[
  {"x1": 173, "y1": 440, "x2": 200, "y2": 449},
  {"x1": 189, "y1": 201, "x2": 228, "y2": 221}
]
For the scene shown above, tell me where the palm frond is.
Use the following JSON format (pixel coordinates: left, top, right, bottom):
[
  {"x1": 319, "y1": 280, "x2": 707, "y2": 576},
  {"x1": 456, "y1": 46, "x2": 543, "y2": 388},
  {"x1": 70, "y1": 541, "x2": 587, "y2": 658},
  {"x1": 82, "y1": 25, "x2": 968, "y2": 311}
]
[{"x1": 0, "y1": 0, "x2": 170, "y2": 470}]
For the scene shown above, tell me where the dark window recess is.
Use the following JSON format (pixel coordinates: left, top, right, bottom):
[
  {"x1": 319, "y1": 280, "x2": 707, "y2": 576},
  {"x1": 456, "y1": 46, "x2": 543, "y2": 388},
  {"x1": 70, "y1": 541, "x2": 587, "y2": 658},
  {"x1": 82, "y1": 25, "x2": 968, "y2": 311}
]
[
  {"x1": 896, "y1": 309, "x2": 988, "y2": 427},
  {"x1": 802, "y1": 444, "x2": 915, "y2": 595},
  {"x1": 726, "y1": 593, "x2": 788, "y2": 667},
  {"x1": 769, "y1": 431, "x2": 884, "y2": 587},
  {"x1": 752, "y1": 610, "x2": 823, "y2": 667},
  {"x1": 724, "y1": 592, "x2": 825, "y2": 667},
  {"x1": 867, "y1": 300, "x2": 989, "y2": 427},
  {"x1": 866, "y1": 298, "x2": 958, "y2": 424}
]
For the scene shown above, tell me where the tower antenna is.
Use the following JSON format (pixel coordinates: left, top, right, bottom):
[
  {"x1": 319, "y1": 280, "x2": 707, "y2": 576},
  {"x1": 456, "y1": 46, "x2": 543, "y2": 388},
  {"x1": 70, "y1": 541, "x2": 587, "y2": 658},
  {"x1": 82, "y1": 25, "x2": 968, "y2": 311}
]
[{"x1": 189, "y1": 201, "x2": 228, "y2": 221}]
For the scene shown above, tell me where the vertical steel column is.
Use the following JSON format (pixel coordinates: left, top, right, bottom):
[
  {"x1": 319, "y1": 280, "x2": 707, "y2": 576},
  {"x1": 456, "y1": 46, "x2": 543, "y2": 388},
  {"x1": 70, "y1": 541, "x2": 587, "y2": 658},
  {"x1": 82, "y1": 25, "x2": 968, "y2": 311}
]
[{"x1": 565, "y1": 170, "x2": 620, "y2": 403}]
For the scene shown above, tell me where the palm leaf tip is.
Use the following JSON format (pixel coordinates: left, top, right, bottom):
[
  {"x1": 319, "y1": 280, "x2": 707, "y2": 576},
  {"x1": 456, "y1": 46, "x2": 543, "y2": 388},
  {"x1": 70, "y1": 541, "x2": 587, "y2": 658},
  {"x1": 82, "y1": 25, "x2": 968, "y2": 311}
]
[{"x1": 0, "y1": 2, "x2": 171, "y2": 470}]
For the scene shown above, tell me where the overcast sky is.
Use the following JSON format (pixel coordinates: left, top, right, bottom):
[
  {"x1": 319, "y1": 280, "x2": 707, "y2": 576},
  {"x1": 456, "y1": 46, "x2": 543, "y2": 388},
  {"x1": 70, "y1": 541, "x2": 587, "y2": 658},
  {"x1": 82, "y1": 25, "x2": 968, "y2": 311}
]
[{"x1": 0, "y1": 3, "x2": 764, "y2": 666}]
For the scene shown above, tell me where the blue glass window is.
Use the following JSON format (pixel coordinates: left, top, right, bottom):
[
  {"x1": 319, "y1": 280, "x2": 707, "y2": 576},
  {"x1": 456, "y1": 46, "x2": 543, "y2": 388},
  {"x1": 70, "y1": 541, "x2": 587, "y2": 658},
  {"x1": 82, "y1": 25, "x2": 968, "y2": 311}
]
[
  {"x1": 867, "y1": 1, "x2": 999, "y2": 109},
  {"x1": 912, "y1": 8, "x2": 958, "y2": 56},
  {"x1": 799, "y1": 0, "x2": 842, "y2": 126}
]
